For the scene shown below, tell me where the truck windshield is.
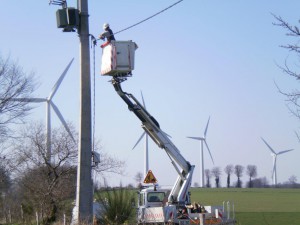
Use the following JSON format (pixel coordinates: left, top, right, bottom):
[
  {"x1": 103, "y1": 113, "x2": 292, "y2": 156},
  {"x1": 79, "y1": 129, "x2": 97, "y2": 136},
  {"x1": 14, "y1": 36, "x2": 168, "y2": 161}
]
[{"x1": 147, "y1": 192, "x2": 165, "y2": 202}]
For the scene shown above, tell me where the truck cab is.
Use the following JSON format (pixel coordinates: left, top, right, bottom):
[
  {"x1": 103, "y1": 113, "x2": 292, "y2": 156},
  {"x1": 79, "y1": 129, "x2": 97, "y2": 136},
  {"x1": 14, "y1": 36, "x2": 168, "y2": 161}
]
[
  {"x1": 137, "y1": 186, "x2": 177, "y2": 224},
  {"x1": 138, "y1": 186, "x2": 169, "y2": 208}
]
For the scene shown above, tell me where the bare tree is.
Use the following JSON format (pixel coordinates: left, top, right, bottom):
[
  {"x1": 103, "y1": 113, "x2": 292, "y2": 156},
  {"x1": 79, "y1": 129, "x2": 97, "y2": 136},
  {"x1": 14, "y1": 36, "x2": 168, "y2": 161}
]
[
  {"x1": 92, "y1": 141, "x2": 125, "y2": 176},
  {"x1": 11, "y1": 122, "x2": 77, "y2": 224},
  {"x1": 0, "y1": 160, "x2": 10, "y2": 192},
  {"x1": 0, "y1": 161, "x2": 11, "y2": 221},
  {"x1": 9, "y1": 122, "x2": 125, "y2": 224},
  {"x1": 234, "y1": 165, "x2": 244, "y2": 188},
  {"x1": 288, "y1": 175, "x2": 297, "y2": 187},
  {"x1": 204, "y1": 169, "x2": 211, "y2": 188},
  {"x1": 85, "y1": 140, "x2": 125, "y2": 189},
  {"x1": 246, "y1": 165, "x2": 258, "y2": 188},
  {"x1": 0, "y1": 54, "x2": 36, "y2": 139},
  {"x1": 273, "y1": 15, "x2": 300, "y2": 138},
  {"x1": 288, "y1": 175, "x2": 297, "y2": 183},
  {"x1": 224, "y1": 164, "x2": 234, "y2": 188},
  {"x1": 134, "y1": 172, "x2": 143, "y2": 188},
  {"x1": 211, "y1": 166, "x2": 222, "y2": 188},
  {"x1": 0, "y1": 153, "x2": 24, "y2": 223}
]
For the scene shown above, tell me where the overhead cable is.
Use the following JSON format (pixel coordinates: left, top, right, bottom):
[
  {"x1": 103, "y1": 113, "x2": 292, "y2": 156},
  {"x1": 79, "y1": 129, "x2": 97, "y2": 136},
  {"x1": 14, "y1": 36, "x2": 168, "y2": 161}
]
[{"x1": 114, "y1": 0, "x2": 184, "y2": 35}]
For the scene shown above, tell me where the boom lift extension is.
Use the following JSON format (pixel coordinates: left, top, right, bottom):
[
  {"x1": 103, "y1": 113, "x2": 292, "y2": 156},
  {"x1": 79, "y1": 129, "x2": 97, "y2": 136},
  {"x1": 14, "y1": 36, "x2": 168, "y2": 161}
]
[{"x1": 111, "y1": 77, "x2": 195, "y2": 204}]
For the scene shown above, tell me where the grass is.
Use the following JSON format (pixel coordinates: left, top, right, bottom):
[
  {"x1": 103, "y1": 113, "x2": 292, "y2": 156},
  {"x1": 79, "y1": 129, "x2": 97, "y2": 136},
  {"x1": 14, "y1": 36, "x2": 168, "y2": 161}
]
[
  {"x1": 235, "y1": 212, "x2": 300, "y2": 225},
  {"x1": 5, "y1": 188, "x2": 298, "y2": 225},
  {"x1": 190, "y1": 188, "x2": 300, "y2": 225}
]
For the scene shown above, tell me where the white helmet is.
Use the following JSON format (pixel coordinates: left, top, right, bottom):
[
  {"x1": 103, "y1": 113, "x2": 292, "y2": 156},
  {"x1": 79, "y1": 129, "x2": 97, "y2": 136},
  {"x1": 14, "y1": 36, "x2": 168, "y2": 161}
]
[{"x1": 103, "y1": 23, "x2": 109, "y2": 30}]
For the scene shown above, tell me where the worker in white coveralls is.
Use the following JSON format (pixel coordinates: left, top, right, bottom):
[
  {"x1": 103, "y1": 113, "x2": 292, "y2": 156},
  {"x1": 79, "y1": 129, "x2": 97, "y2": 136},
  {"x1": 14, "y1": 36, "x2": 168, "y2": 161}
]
[{"x1": 99, "y1": 23, "x2": 115, "y2": 43}]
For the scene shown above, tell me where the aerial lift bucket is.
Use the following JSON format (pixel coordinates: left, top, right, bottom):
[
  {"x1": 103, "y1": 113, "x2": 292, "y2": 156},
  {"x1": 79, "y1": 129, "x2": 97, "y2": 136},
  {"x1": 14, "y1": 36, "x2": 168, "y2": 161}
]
[{"x1": 100, "y1": 40, "x2": 138, "y2": 77}]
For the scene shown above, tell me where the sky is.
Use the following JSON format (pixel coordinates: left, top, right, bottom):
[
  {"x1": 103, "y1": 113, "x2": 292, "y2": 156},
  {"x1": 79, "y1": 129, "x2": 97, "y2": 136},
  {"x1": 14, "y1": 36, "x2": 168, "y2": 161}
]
[{"x1": 1, "y1": 0, "x2": 300, "y2": 188}]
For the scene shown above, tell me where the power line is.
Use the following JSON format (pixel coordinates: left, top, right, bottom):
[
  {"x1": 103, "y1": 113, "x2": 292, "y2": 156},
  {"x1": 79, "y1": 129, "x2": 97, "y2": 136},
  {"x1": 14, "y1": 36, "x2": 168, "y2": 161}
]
[{"x1": 114, "y1": 0, "x2": 184, "y2": 35}]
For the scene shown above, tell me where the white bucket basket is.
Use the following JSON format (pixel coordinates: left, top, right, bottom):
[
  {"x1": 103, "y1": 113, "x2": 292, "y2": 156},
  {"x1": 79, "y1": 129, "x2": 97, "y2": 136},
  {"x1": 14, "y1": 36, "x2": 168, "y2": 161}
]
[{"x1": 101, "y1": 40, "x2": 138, "y2": 76}]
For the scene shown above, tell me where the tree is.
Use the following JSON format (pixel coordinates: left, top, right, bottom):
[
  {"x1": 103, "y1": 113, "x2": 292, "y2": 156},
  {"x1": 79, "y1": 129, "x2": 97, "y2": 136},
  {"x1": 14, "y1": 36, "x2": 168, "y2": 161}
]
[
  {"x1": 0, "y1": 161, "x2": 11, "y2": 222},
  {"x1": 19, "y1": 165, "x2": 77, "y2": 224},
  {"x1": 224, "y1": 164, "x2": 234, "y2": 188},
  {"x1": 211, "y1": 167, "x2": 222, "y2": 188},
  {"x1": 234, "y1": 165, "x2": 244, "y2": 188},
  {"x1": 0, "y1": 54, "x2": 36, "y2": 139},
  {"x1": 204, "y1": 169, "x2": 211, "y2": 188},
  {"x1": 134, "y1": 172, "x2": 143, "y2": 188},
  {"x1": 10, "y1": 122, "x2": 125, "y2": 224},
  {"x1": 93, "y1": 152, "x2": 125, "y2": 178},
  {"x1": 12, "y1": 123, "x2": 77, "y2": 224},
  {"x1": 288, "y1": 175, "x2": 298, "y2": 188},
  {"x1": 0, "y1": 160, "x2": 10, "y2": 193},
  {"x1": 273, "y1": 15, "x2": 300, "y2": 130},
  {"x1": 288, "y1": 175, "x2": 297, "y2": 184},
  {"x1": 92, "y1": 139, "x2": 125, "y2": 177},
  {"x1": 246, "y1": 165, "x2": 257, "y2": 188}
]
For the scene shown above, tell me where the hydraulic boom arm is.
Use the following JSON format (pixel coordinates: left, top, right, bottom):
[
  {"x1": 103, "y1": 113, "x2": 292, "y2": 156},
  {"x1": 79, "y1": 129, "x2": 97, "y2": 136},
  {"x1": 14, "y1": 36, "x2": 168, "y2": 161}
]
[{"x1": 111, "y1": 77, "x2": 194, "y2": 204}]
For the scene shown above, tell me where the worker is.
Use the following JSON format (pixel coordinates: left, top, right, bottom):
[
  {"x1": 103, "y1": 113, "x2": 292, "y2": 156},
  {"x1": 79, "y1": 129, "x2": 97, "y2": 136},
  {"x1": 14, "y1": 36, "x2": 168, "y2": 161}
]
[{"x1": 99, "y1": 23, "x2": 115, "y2": 43}]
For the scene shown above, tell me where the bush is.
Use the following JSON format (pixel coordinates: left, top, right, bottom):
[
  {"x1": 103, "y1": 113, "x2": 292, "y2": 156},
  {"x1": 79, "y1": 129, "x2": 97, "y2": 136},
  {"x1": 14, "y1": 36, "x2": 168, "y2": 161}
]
[{"x1": 94, "y1": 187, "x2": 136, "y2": 225}]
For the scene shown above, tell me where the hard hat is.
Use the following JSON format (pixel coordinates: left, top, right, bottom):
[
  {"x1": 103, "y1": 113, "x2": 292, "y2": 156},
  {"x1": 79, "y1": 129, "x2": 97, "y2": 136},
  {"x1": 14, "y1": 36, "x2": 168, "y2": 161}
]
[{"x1": 103, "y1": 23, "x2": 109, "y2": 29}]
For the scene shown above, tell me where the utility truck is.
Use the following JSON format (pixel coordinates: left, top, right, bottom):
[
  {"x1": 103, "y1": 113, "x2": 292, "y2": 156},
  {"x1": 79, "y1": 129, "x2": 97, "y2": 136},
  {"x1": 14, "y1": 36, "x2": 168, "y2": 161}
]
[{"x1": 102, "y1": 41, "x2": 236, "y2": 225}]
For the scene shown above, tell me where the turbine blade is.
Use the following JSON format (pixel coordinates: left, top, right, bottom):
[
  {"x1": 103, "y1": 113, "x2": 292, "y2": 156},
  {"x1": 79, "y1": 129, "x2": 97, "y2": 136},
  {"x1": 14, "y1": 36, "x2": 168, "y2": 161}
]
[
  {"x1": 261, "y1": 137, "x2": 276, "y2": 154},
  {"x1": 50, "y1": 101, "x2": 75, "y2": 142},
  {"x1": 140, "y1": 91, "x2": 146, "y2": 109},
  {"x1": 277, "y1": 149, "x2": 294, "y2": 155},
  {"x1": 9, "y1": 98, "x2": 46, "y2": 103},
  {"x1": 204, "y1": 140, "x2": 214, "y2": 164},
  {"x1": 204, "y1": 116, "x2": 210, "y2": 137},
  {"x1": 48, "y1": 58, "x2": 74, "y2": 100},
  {"x1": 187, "y1": 136, "x2": 202, "y2": 141},
  {"x1": 132, "y1": 132, "x2": 146, "y2": 150}
]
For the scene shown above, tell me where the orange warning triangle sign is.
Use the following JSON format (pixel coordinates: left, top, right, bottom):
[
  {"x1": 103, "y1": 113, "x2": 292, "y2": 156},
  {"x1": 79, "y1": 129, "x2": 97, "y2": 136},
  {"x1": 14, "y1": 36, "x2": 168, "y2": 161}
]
[{"x1": 143, "y1": 170, "x2": 157, "y2": 183}]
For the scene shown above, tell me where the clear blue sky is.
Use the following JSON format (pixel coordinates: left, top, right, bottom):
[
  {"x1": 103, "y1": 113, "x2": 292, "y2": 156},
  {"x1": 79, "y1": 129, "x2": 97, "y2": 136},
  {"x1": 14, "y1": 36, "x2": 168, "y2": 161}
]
[{"x1": 1, "y1": 0, "x2": 300, "y2": 188}]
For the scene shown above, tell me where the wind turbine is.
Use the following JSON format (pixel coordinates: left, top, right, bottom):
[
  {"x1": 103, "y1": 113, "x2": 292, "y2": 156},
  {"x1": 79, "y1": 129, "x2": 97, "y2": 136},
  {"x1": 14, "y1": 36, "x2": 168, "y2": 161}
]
[
  {"x1": 187, "y1": 116, "x2": 214, "y2": 188},
  {"x1": 10, "y1": 58, "x2": 75, "y2": 163},
  {"x1": 132, "y1": 91, "x2": 149, "y2": 178},
  {"x1": 261, "y1": 137, "x2": 294, "y2": 186}
]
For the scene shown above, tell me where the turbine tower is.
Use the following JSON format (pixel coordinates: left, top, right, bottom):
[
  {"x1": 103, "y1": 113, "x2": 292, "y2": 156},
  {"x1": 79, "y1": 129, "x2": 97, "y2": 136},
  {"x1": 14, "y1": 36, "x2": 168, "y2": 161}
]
[
  {"x1": 187, "y1": 116, "x2": 214, "y2": 188},
  {"x1": 261, "y1": 137, "x2": 294, "y2": 186},
  {"x1": 10, "y1": 58, "x2": 75, "y2": 163},
  {"x1": 132, "y1": 91, "x2": 149, "y2": 178}
]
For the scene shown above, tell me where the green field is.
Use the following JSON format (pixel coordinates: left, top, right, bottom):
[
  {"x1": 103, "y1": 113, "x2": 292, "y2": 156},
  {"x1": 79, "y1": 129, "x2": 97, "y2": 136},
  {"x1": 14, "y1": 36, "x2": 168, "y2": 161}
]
[{"x1": 189, "y1": 188, "x2": 300, "y2": 225}]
